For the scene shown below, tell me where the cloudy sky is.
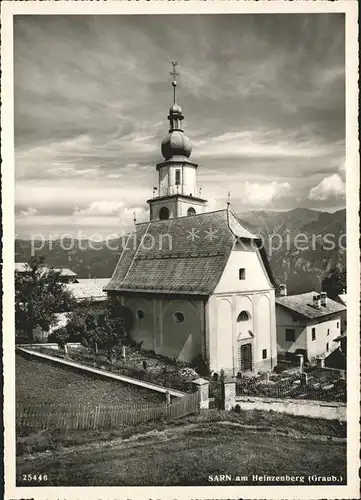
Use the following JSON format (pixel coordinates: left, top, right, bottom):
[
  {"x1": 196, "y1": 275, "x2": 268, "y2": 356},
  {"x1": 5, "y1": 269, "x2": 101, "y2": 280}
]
[{"x1": 14, "y1": 14, "x2": 345, "y2": 239}]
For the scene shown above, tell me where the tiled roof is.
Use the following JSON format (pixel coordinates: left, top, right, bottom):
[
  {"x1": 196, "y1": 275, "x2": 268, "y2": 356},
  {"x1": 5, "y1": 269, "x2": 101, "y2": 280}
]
[
  {"x1": 105, "y1": 209, "x2": 272, "y2": 295},
  {"x1": 276, "y1": 291, "x2": 346, "y2": 320},
  {"x1": 66, "y1": 281, "x2": 108, "y2": 302}
]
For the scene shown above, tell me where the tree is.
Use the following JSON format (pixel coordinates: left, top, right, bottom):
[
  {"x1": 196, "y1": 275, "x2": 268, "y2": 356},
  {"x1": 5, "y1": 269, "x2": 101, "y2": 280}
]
[
  {"x1": 56, "y1": 298, "x2": 128, "y2": 357},
  {"x1": 15, "y1": 255, "x2": 76, "y2": 342},
  {"x1": 322, "y1": 268, "x2": 346, "y2": 299}
]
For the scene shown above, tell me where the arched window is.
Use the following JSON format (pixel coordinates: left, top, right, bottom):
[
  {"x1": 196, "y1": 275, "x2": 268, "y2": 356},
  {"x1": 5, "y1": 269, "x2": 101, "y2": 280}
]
[
  {"x1": 136, "y1": 309, "x2": 144, "y2": 319},
  {"x1": 159, "y1": 206, "x2": 170, "y2": 220},
  {"x1": 173, "y1": 311, "x2": 185, "y2": 323},
  {"x1": 237, "y1": 311, "x2": 250, "y2": 322},
  {"x1": 187, "y1": 207, "x2": 196, "y2": 216}
]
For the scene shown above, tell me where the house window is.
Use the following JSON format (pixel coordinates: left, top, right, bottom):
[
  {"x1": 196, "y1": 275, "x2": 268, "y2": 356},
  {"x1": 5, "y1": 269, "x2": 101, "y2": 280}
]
[
  {"x1": 262, "y1": 349, "x2": 267, "y2": 359},
  {"x1": 237, "y1": 311, "x2": 250, "y2": 322},
  {"x1": 327, "y1": 328, "x2": 330, "y2": 336},
  {"x1": 312, "y1": 328, "x2": 316, "y2": 341},
  {"x1": 326, "y1": 342, "x2": 329, "y2": 352},
  {"x1": 175, "y1": 169, "x2": 181, "y2": 185},
  {"x1": 187, "y1": 207, "x2": 196, "y2": 216},
  {"x1": 136, "y1": 309, "x2": 144, "y2": 319},
  {"x1": 337, "y1": 321, "x2": 340, "y2": 328},
  {"x1": 174, "y1": 312, "x2": 185, "y2": 323},
  {"x1": 239, "y1": 268, "x2": 246, "y2": 280},
  {"x1": 285, "y1": 328, "x2": 295, "y2": 342},
  {"x1": 159, "y1": 206, "x2": 170, "y2": 220}
]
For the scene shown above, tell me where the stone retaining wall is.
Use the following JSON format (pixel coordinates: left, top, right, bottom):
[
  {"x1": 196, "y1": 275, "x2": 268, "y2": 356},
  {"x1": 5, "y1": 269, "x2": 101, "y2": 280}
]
[{"x1": 236, "y1": 395, "x2": 346, "y2": 421}]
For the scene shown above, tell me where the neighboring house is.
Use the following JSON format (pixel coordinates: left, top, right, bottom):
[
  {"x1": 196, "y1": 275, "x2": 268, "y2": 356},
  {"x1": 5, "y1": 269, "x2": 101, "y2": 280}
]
[
  {"x1": 52, "y1": 268, "x2": 79, "y2": 283},
  {"x1": 15, "y1": 262, "x2": 31, "y2": 273},
  {"x1": 334, "y1": 292, "x2": 347, "y2": 332},
  {"x1": 276, "y1": 291, "x2": 346, "y2": 362},
  {"x1": 45, "y1": 279, "x2": 109, "y2": 340},
  {"x1": 325, "y1": 331, "x2": 346, "y2": 372},
  {"x1": 15, "y1": 262, "x2": 79, "y2": 283},
  {"x1": 105, "y1": 72, "x2": 278, "y2": 376}
]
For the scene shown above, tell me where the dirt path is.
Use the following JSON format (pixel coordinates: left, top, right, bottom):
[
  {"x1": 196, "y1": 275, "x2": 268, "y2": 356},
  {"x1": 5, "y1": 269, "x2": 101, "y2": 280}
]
[{"x1": 18, "y1": 419, "x2": 346, "y2": 466}]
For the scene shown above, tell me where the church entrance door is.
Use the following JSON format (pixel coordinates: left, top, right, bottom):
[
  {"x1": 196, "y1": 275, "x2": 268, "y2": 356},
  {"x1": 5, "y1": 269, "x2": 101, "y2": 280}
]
[{"x1": 239, "y1": 343, "x2": 253, "y2": 372}]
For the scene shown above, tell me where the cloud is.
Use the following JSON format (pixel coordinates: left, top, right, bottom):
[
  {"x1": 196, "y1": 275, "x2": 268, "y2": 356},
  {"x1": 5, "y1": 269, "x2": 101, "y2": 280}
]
[
  {"x1": 241, "y1": 181, "x2": 291, "y2": 206},
  {"x1": 19, "y1": 206, "x2": 39, "y2": 217},
  {"x1": 308, "y1": 174, "x2": 345, "y2": 201},
  {"x1": 13, "y1": 14, "x2": 345, "y2": 237},
  {"x1": 74, "y1": 201, "x2": 126, "y2": 217}
]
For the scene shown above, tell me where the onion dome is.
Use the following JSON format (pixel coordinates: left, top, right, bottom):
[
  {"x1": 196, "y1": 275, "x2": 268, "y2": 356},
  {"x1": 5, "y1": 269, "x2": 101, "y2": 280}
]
[
  {"x1": 161, "y1": 131, "x2": 192, "y2": 160},
  {"x1": 169, "y1": 104, "x2": 183, "y2": 115}
]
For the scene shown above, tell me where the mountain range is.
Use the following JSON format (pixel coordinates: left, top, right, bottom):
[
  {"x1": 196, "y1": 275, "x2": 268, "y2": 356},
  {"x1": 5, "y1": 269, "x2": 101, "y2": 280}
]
[{"x1": 15, "y1": 208, "x2": 346, "y2": 295}]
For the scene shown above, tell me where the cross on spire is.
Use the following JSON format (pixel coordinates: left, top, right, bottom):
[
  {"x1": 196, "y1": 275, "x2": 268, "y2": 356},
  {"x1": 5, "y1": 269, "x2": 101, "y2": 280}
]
[
  {"x1": 170, "y1": 61, "x2": 179, "y2": 81},
  {"x1": 170, "y1": 61, "x2": 179, "y2": 104}
]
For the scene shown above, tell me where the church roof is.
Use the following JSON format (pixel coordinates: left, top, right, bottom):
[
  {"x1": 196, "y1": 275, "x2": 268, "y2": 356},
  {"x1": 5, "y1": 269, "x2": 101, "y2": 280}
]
[{"x1": 105, "y1": 209, "x2": 274, "y2": 296}]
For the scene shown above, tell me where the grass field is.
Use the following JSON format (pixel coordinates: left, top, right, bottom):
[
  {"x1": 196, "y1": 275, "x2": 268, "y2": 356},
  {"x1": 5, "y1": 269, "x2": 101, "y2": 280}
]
[
  {"x1": 16, "y1": 353, "x2": 164, "y2": 407},
  {"x1": 17, "y1": 418, "x2": 346, "y2": 486}
]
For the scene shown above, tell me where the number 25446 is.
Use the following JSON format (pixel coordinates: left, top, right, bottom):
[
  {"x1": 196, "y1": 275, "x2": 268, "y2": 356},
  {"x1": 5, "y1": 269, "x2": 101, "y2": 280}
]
[{"x1": 22, "y1": 474, "x2": 48, "y2": 482}]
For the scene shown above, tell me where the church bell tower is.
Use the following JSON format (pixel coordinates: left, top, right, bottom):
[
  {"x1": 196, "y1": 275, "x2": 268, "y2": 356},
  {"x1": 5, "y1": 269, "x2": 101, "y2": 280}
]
[{"x1": 147, "y1": 62, "x2": 208, "y2": 221}]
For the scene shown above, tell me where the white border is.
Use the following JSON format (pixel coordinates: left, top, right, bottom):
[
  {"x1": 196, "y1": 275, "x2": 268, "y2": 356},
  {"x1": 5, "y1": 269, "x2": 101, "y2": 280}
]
[{"x1": 2, "y1": 1, "x2": 359, "y2": 499}]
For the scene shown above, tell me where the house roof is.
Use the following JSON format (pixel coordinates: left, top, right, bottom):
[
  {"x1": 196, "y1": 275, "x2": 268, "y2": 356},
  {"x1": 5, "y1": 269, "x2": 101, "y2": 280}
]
[
  {"x1": 105, "y1": 209, "x2": 273, "y2": 295},
  {"x1": 15, "y1": 262, "x2": 30, "y2": 272},
  {"x1": 337, "y1": 293, "x2": 347, "y2": 305},
  {"x1": 66, "y1": 280, "x2": 108, "y2": 302},
  {"x1": 15, "y1": 263, "x2": 77, "y2": 277},
  {"x1": 276, "y1": 291, "x2": 346, "y2": 320},
  {"x1": 334, "y1": 331, "x2": 347, "y2": 342},
  {"x1": 50, "y1": 267, "x2": 78, "y2": 277},
  {"x1": 325, "y1": 347, "x2": 346, "y2": 370}
]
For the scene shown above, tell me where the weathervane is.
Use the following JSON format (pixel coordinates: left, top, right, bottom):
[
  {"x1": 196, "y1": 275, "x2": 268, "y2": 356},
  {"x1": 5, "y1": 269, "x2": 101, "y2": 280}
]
[{"x1": 170, "y1": 61, "x2": 179, "y2": 104}]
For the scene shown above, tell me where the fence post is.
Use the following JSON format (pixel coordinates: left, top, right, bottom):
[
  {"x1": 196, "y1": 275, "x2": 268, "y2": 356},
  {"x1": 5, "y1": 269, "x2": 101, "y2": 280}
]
[
  {"x1": 300, "y1": 372, "x2": 308, "y2": 386},
  {"x1": 222, "y1": 379, "x2": 236, "y2": 411},
  {"x1": 192, "y1": 378, "x2": 209, "y2": 410},
  {"x1": 165, "y1": 390, "x2": 171, "y2": 406},
  {"x1": 296, "y1": 354, "x2": 304, "y2": 373}
]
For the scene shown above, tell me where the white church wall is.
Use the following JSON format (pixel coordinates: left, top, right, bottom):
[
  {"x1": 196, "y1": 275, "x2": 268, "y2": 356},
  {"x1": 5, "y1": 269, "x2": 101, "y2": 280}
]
[
  {"x1": 158, "y1": 298, "x2": 204, "y2": 363},
  {"x1": 182, "y1": 165, "x2": 196, "y2": 196},
  {"x1": 213, "y1": 242, "x2": 272, "y2": 294},
  {"x1": 122, "y1": 295, "x2": 204, "y2": 363},
  {"x1": 178, "y1": 198, "x2": 207, "y2": 217},
  {"x1": 159, "y1": 166, "x2": 170, "y2": 196},
  {"x1": 208, "y1": 289, "x2": 277, "y2": 376},
  {"x1": 254, "y1": 293, "x2": 275, "y2": 371},
  {"x1": 124, "y1": 297, "x2": 155, "y2": 351},
  {"x1": 215, "y1": 298, "x2": 233, "y2": 375},
  {"x1": 234, "y1": 294, "x2": 255, "y2": 374},
  {"x1": 149, "y1": 198, "x2": 178, "y2": 220}
]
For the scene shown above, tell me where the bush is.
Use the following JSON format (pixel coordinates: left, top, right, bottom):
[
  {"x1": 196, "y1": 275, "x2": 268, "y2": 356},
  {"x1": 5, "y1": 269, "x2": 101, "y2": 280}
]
[
  {"x1": 191, "y1": 354, "x2": 210, "y2": 377},
  {"x1": 234, "y1": 404, "x2": 241, "y2": 414}
]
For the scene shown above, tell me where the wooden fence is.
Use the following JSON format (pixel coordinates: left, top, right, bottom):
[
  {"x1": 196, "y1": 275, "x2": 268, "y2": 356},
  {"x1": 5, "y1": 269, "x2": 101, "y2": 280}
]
[{"x1": 17, "y1": 392, "x2": 200, "y2": 432}]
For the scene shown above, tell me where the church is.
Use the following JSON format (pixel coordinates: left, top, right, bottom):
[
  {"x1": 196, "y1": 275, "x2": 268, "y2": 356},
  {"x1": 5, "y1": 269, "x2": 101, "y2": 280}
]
[{"x1": 105, "y1": 64, "x2": 277, "y2": 376}]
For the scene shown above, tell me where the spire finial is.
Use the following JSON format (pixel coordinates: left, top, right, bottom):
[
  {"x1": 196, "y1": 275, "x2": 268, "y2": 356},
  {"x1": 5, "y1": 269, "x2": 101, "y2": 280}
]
[
  {"x1": 170, "y1": 61, "x2": 179, "y2": 104},
  {"x1": 133, "y1": 212, "x2": 137, "y2": 225},
  {"x1": 227, "y1": 191, "x2": 231, "y2": 209}
]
